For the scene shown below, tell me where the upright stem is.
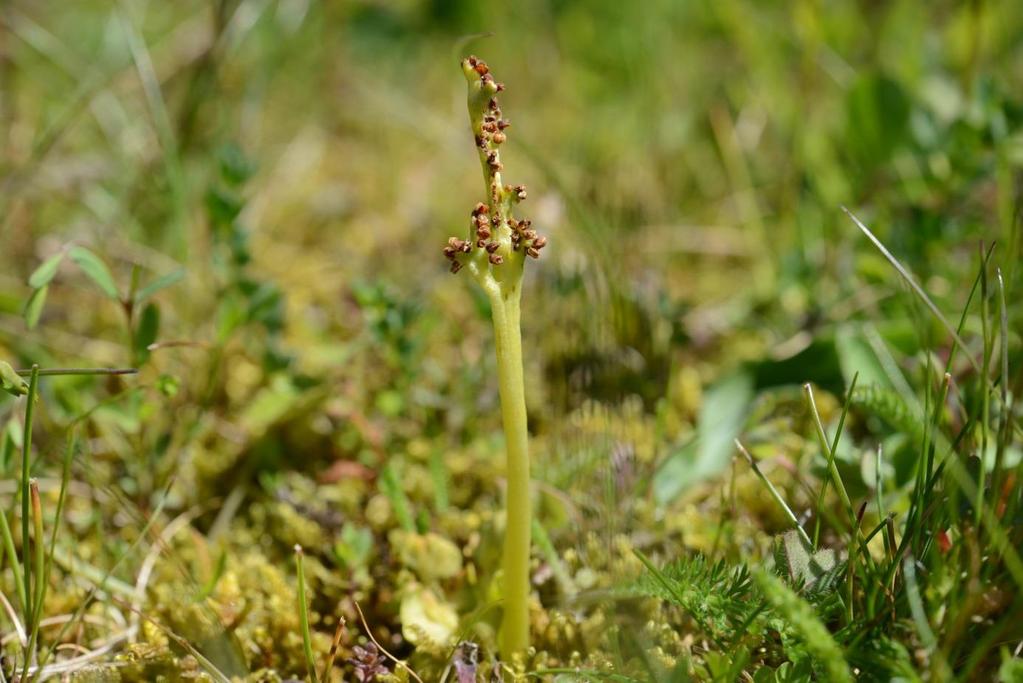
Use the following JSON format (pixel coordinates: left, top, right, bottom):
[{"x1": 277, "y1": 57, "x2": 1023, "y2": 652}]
[
  {"x1": 445, "y1": 55, "x2": 549, "y2": 658},
  {"x1": 490, "y1": 283, "x2": 530, "y2": 657},
  {"x1": 21, "y1": 365, "x2": 39, "y2": 633}
]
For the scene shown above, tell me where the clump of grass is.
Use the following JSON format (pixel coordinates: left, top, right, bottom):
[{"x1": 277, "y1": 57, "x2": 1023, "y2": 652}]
[
  {"x1": 0, "y1": 363, "x2": 136, "y2": 681},
  {"x1": 629, "y1": 207, "x2": 1021, "y2": 679},
  {"x1": 443, "y1": 54, "x2": 548, "y2": 658}
]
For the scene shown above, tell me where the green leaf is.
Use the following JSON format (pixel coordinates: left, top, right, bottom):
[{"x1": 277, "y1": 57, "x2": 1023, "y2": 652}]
[
  {"x1": 0, "y1": 427, "x2": 14, "y2": 473},
  {"x1": 0, "y1": 362, "x2": 28, "y2": 397},
  {"x1": 654, "y1": 371, "x2": 753, "y2": 504},
  {"x1": 999, "y1": 651, "x2": 1023, "y2": 683},
  {"x1": 198, "y1": 550, "x2": 228, "y2": 600},
  {"x1": 380, "y1": 463, "x2": 416, "y2": 533},
  {"x1": 753, "y1": 568, "x2": 853, "y2": 683},
  {"x1": 217, "y1": 142, "x2": 254, "y2": 186},
  {"x1": 134, "y1": 303, "x2": 161, "y2": 364},
  {"x1": 773, "y1": 530, "x2": 842, "y2": 595},
  {"x1": 206, "y1": 186, "x2": 244, "y2": 225},
  {"x1": 28, "y1": 252, "x2": 65, "y2": 288},
  {"x1": 398, "y1": 583, "x2": 458, "y2": 647},
  {"x1": 23, "y1": 285, "x2": 48, "y2": 329},
  {"x1": 135, "y1": 269, "x2": 184, "y2": 304},
  {"x1": 156, "y1": 374, "x2": 180, "y2": 398},
  {"x1": 68, "y1": 246, "x2": 119, "y2": 299},
  {"x1": 845, "y1": 74, "x2": 910, "y2": 171},
  {"x1": 834, "y1": 327, "x2": 890, "y2": 390},
  {"x1": 335, "y1": 523, "x2": 374, "y2": 569}
]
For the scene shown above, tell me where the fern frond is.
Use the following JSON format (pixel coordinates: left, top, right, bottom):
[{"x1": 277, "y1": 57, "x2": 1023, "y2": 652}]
[{"x1": 634, "y1": 551, "x2": 762, "y2": 646}]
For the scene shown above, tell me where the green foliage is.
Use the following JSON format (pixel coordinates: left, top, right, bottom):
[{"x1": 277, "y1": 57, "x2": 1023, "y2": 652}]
[
  {"x1": 23, "y1": 285, "x2": 48, "y2": 330},
  {"x1": 68, "y1": 246, "x2": 120, "y2": 300},
  {"x1": 206, "y1": 143, "x2": 288, "y2": 371},
  {"x1": 655, "y1": 371, "x2": 753, "y2": 503},
  {"x1": 772, "y1": 531, "x2": 844, "y2": 597},
  {"x1": 135, "y1": 269, "x2": 185, "y2": 305},
  {"x1": 753, "y1": 569, "x2": 853, "y2": 683},
  {"x1": 1000, "y1": 652, "x2": 1023, "y2": 683},
  {"x1": 133, "y1": 302, "x2": 160, "y2": 365},
  {"x1": 845, "y1": 75, "x2": 912, "y2": 174},
  {"x1": 27, "y1": 252, "x2": 65, "y2": 289},
  {"x1": 0, "y1": 361, "x2": 29, "y2": 397},
  {"x1": 634, "y1": 551, "x2": 761, "y2": 648}
]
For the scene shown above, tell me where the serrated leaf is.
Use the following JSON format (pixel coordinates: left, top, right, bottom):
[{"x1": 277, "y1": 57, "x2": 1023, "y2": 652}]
[
  {"x1": 774, "y1": 530, "x2": 842, "y2": 594},
  {"x1": 28, "y1": 252, "x2": 65, "y2": 288},
  {"x1": 0, "y1": 362, "x2": 28, "y2": 397},
  {"x1": 23, "y1": 285, "x2": 48, "y2": 329},
  {"x1": 135, "y1": 269, "x2": 184, "y2": 304},
  {"x1": 68, "y1": 246, "x2": 119, "y2": 299}
]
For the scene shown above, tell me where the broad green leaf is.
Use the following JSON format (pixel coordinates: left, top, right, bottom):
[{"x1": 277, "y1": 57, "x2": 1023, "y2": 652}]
[
  {"x1": 28, "y1": 252, "x2": 65, "y2": 288},
  {"x1": 835, "y1": 326, "x2": 891, "y2": 390},
  {"x1": 654, "y1": 371, "x2": 753, "y2": 504},
  {"x1": 135, "y1": 269, "x2": 184, "y2": 304},
  {"x1": 773, "y1": 530, "x2": 841, "y2": 594},
  {"x1": 845, "y1": 74, "x2": 910, "y2": 171},
  {"x1": 23, "y1": 285, "x2": 48, "y2": 329},
  {"x1": 133, "y1": 302, "x2": 160, "y2": 364},
  {"x1": 68, "y1": 246, "x2": 119, "y2": 299},
  {"x1": 0, "y1": 362, "x2": 28, "y2": 397}
]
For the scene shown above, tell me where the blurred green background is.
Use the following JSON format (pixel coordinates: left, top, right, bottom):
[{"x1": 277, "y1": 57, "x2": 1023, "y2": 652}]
[
  {"x1": 3, "y1": 0, "x2": 1019, "y2": 494},
  {"x1": 3, "y1": 0, "x2": 1020, "y2": 380}
]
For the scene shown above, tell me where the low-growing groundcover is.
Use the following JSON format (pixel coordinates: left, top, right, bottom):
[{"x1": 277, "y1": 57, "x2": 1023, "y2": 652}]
[{"x1": 1, "y1": 2, "x2": 1022, "y2": 681}]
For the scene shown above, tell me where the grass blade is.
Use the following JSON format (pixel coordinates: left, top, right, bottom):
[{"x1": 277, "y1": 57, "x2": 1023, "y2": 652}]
[
  {"x1": 735, "y1": 440, "x2": 812, "y2": 548},
  {"x1": 294, "y1": 545, "x2": 319, "y2": 683},
  {"x1": 22, "y1": 480, "x2": 46, "y2": 681},
  {"x1": 843, "y1": 207, "x2": 980, "y2": 374},
  {"x1": 20, "y1": 366, "x2": 40, "y2": 634}
]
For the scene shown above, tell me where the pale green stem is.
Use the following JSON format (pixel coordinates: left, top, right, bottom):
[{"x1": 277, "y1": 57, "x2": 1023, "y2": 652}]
[{"x1": 489, "y1": 282, "x2": 531, "y2": 657}]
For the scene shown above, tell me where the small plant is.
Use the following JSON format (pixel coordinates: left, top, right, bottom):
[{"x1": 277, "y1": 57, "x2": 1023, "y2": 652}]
[
  {"x1": 1, "y1": 362, "x2": 136, "y2": 681},
  {"x1": 443, "y1": 55, "x2": 548, "y2": 657}
]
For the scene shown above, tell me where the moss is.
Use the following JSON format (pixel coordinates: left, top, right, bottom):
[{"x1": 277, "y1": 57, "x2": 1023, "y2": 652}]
[
  {"x1": 144, "y1": 550, "x2": 330, "y2": 679},
  {"x1": 390, "y1": 530, "x2": 463, "y2": 582}
]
